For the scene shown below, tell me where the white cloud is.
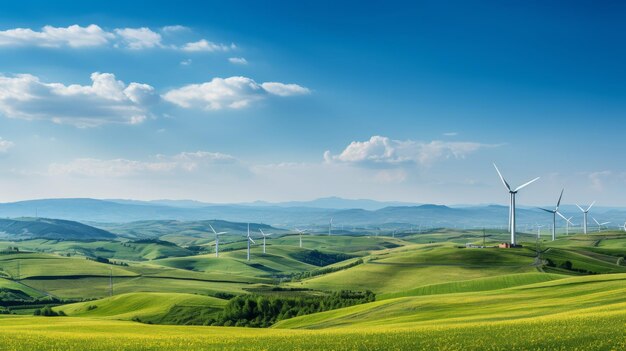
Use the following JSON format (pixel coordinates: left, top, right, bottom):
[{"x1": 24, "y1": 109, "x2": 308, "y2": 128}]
[
  {"x1": 180, "y1": 59, "x2": 192, "y2": 66},
  {"x1": 588, "y1": 170, "x2": 612, "y2": 191},
  {"x1": 0, "y1": 24, "x2": 235, "y2": 52},
  {"x1": 0, "y1": 72, "x2": 157, "y2": 127},
  {"x1": 443, "y1": 132, "x2": 458, "y2": 136},
  {"x1": 0, "y1": 24, "x2": 114, "y2": 48},
  {"x1": 161, "y1": 25, "x2": 190, "y2": 33},
  {"x1": 114, "y1": 27, "x2": 162, "y2": 49},
  {"x1": 260, "y1": 82, "x2": 311, "y2": 96},
  {"x1": 324, "y1": 136, "x2": 494, "y2": 166},
  {"x1": 181, "y1": 39, "x2": 234, "y2": 52},
  {"x1": 0, "y1": 138, "x2": 14, "y2": 153},
  {"x1": 49, "y1": 151, "x2": 237, "y2": 177},
  {"x1": 162, "y1": 76, "x2": 310, "y2": 110},
  {"x1": 228, "y1": 57, "x2": 248, "y2": 65}
]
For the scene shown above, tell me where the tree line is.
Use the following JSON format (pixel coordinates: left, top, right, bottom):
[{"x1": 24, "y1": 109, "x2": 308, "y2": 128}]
[{"x1": 206, "y1": 290, "x2": 375, "y2": 328}]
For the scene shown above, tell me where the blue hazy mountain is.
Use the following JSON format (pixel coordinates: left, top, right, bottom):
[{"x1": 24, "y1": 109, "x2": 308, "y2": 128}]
[
  {"x1": 0, "y1": 217, "x2": 116, "y2": 241},
  {"x1": 0, "y1": 198, "x2": 623, "y2": 229}
]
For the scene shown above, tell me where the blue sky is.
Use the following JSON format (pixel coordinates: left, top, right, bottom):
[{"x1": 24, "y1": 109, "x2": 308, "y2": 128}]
[{"x1": 0, "y1": 0, "x2": 625, "y2": 205}]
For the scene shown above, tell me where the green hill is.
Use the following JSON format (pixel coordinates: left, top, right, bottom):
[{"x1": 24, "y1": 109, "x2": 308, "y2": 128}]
[
  {"x1": 0, "y1": 218, "x2": 115, "y2": 241},
  {"x1": 56, "y1": 292, "x2": 226, "y2": 325}
]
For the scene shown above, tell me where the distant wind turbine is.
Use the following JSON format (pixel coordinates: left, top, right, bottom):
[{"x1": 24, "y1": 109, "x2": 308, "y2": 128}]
[
  {"x1": 539, "y1": 189, "x2": 564, "y2": 241},
  {"x1": 621, "y1": 221, "x2": 626, "y2": 232},
  {"x1": 246, "y1": 223, "x2": 256, "y2": 261},
  {"x1": 208, "y1": 223, "x2": 227, "y2": 258},
  {"x1": 592, "y1": 217, "x2": 610, "y2": 232},
  {"x1": 494, "y1": 163, "x2": 540, "y2": 246},
  {"x1": 576, "y1": 202, "x2": 595, "y2": 234},
  {"x1": 259, "y1": 229, "x2": 272, "y2": 254},
  {"x1": 536, "y1": 224, "x2": 545, "y2": 238},
  {"x1": 295, "y1": 228, "x2": 308, "y2": 248},
  {"x1": 328, "y1": 217, "x2": 333, "y2": 236},
  {"x1": 557, "y1": 213, "x2": 575, "y2": 236}
]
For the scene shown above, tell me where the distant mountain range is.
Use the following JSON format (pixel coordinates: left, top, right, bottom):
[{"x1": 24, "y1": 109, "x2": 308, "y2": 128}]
[
  {"x1": 0, "y1": 198, "x2": 624, "y2": 230},
  {"x1": 0, "y1": 217, "x2": 116, "y2": 241}
]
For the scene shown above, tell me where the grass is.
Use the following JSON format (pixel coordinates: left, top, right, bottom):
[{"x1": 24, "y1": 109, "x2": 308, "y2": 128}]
[
  {"x1": 56, "y1": 292, "x2": 226, "y2": 324},
  {"x1": 275, "y1": 273, "x2": 626, "y2": 329},
  {"x1": 0, "y1": 253, "x2": 138, "y2": 279},
  {"x1": 0, "y1": 307, "x2": 622, "y2": 350},
  {"x1": 379, "y1": 272, "x2": 566, "y2": 299}
]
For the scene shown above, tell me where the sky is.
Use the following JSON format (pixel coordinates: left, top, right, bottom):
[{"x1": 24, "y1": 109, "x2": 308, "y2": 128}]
[{"x1": 0, "y1": 0, "x2": 625, "y2": 206}]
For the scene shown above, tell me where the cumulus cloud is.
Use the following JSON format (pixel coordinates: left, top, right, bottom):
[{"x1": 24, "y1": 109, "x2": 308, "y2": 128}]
[
  {"x1": 0, "y1": 24, "x2": 234, "y2": 52},
  {"x1": 114, "y1": 27, "x2": 162, "y2": 49},
  {"x1": 162, "y1": 76, "x2": 310, "y2": 110},
  {"x1": 324, "y1": 136, "x2": 495, "y2": 166},
  {"x1": 161, "y1": 25, "x2": 190, "y2": 33},
  {"x1": 181, "y1": 39, "x2": 234, "y2": 52},
  {"x1": 49, "y1": 151, "x2": 237, "y2": 177},
  {"x1": 0, "y1": 138, "x2": 14, "y2": 152},
  {"x1": 0, "y1": 24, "x2": 114, "y2": 47},
  {"x1": 260, "y1": 82, "x2": 311, "y2": 96},
  {"x1": 228, "y1": 57, "x2": 248, "y2": 65},
  {"x1": 0, "y1": 72, "x2": 157, "y2": 127}
]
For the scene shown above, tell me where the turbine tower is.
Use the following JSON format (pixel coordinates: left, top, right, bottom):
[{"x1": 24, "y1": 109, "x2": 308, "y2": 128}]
[
  {"x1": 536, "y1": 224, "x2": 544, "y2": 238},
  {"x1": 328, "y1": 217, "x2": 333, "y2": 236},
  {"x1": 539, "y1": 189, "x2": 564, "y2": 241},
  {"x1": 246, "y1": 223, "x2": 256, "y2": 261},
  {"x1": 576, "y1": 202, "x2": 595, "y2": 234},
  {"x1": 295, "y1": 228, "x2": 307, "y2": 248},
  {"x1": 592, "y1": 217, "x2": 610, "y2": 233},
  {"x1": 557, "y1": 213, "x2": 575, "y2": 236},
  {"x1": 209, "y1": 223, "x2": 227, "y2": 258},
  {"x1": 259, "y1": 229, "x2": 272, "y2": 254},
  {"x1": 493, "y1": 163, "x2": 540, "y2": 246}
]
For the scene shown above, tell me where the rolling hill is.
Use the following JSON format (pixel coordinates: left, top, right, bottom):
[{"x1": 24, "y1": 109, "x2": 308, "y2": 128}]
[{"x1": 0, "y1": 218, "x2": 115, "y2": 241}]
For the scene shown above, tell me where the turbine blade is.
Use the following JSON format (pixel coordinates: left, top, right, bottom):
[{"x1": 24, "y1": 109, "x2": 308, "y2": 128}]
[
  {"x1": 556, "y1": 188, "x2": 564, "y2": 210},
  {"x1": 208, "y1": 223, "x2": 217, "y2": 234},
  {"x1": 575, "y1": 204, "x2": 585, "y2": 212},
  {"x1": 587, "y1": 201, "x2": 596, "y2": 211},
  {"x1": 249, "y1": 238, "x2": 256, "y2": 244},
  {"x1": 601, "y1": 222, "x2": 610, "y2": 225},
  {"x1": 493, "y1": 163, "x2": 512, "y2": 191},
  {"x1": 514, "y1": 177, "x2": 540, "y2": 192},
  {"x1": 259, "y1": 229, "x2": 265, "y2": 235},
  {"x1": 216, "y1": 232, "x2": 227, "y2": 235},
  {"x1": 592, "y1": 217, "x2": 600, "y2": 226},
  {"x1": 539, "y1": 208, "x2": 554, "y2": 213},
  {"x1": 557, "y1": 212, "x2": 568, "y2": 221}
]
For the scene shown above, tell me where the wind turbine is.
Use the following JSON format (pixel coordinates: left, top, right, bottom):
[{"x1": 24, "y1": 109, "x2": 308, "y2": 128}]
[
  {"x1": 576, "y1": 202, "x2": 595, "y2": 234},
  {"x1": 259, "y1": 229, "x2": 272, "y2": 254},
  {"x1": 536, "y1": 224, "x2": 545, "y2": 238},
  {"x1": 295, "y1": 228, "x2": 307, "y2": 248},
  {"x1": 208, "y1": 223, "x2": 227, "y2": 258},
  {"x1": 539, "y1": 189, "x2": 564, "y2": 241},
  {"x1": 620, "y1": 221, "x2": 626, "y2": 232},
  {"x1": 328, "y1": 217, "x2": 333, "y2": 236},
  {"x1": 493, "y1": 163, "x2": 540, "y2": 246},
  {"x1": 557, "y1": 213, "x2": 575, "y2": 236},
  {"x1": 246, "y1": 223, "x2": 256, "y2": 261},
  {"x1": 592, "y1": 217, "x2": 610, "y2": 232}
]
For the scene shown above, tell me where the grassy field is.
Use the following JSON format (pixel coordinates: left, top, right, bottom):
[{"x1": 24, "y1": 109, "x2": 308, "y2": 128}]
[
  {"x1": 56, "y1": 292, "x2": 226, "y2": 324},
  {"x1": 1, "y1": 230, "x2": 625, "y2": 350}
]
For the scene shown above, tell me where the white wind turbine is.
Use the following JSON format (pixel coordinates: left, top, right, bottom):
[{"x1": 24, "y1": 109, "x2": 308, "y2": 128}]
[
  {"x1": 208, "y1": 223, "x2": 227, "y2": 258},
  {"x1": 259, "y1": 229, "x2": 272, "y2": 254},
  {"x1": 246, "y1": 223, "x2": 256, "y2": 261},
  {"x1": 592, "y1": 217, "x2": 610, "y2": 233},
  {"x1": 557, "y1": 213, "x2": 575, "y2": 236},
  {"x1": 494, "y1": 163, "x2": 540, "y2": 246},
  {"x1": 536, "y1": 224, "x2": 545, "y2": 238},
  {"x1": 576, "y1": 202, "x2": 595, "y2": 234},
  {"x1": 620, "y1": 221, "x2": 626, "y2": 232},
  {"x1": 295, "y1": 228, "x2": 308, "y2": 248},
  {"x1": 328, "y1": 217, "x2": 333, "y2": 236},
  {"x1": 539, "y1": 189, "x2": 564, "y2": 241}
]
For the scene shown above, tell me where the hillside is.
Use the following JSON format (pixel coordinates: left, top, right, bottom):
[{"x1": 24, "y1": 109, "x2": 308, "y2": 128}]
[{"x1": 0, "y1": 218, "x2": 115, "y2": 241}]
